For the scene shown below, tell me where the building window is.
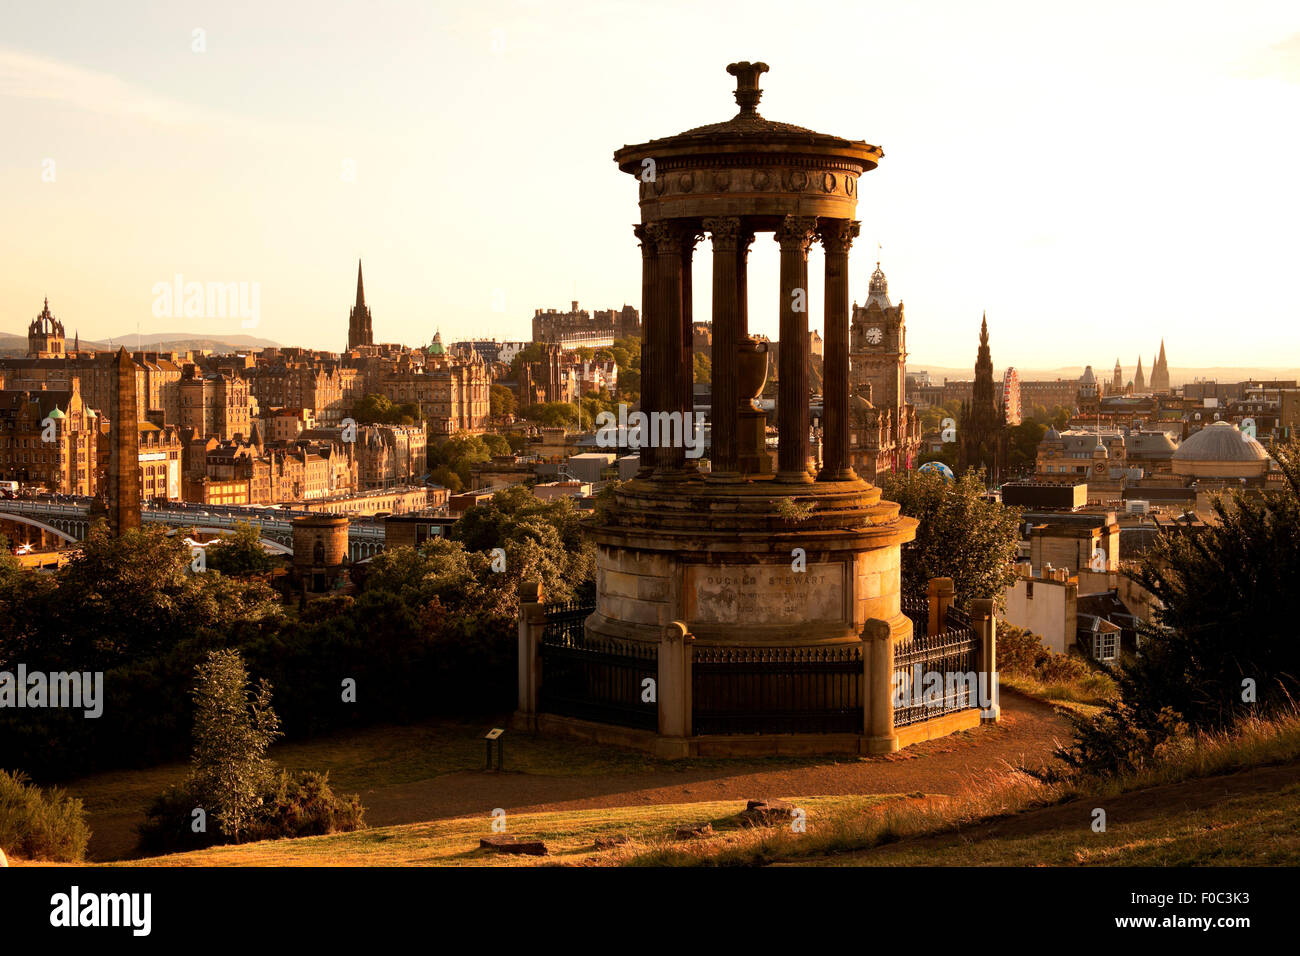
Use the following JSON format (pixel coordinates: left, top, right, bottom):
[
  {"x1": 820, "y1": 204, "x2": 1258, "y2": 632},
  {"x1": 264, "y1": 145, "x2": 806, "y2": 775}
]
[{"x1": 1092, "y1": 631, "x2": 1117, "y2": 662}]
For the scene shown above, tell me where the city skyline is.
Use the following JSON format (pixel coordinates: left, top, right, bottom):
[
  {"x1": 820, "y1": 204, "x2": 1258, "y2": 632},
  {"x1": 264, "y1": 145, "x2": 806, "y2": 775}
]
[{"x1": 3, "y1": 1, "x2": 1299, "y2": 367}]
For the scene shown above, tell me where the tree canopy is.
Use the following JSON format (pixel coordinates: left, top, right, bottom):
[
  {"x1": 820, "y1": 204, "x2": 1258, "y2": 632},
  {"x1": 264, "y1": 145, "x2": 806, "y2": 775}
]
[{"x1": 879, "y1": 468, "x2": 1023, "y2": 609}]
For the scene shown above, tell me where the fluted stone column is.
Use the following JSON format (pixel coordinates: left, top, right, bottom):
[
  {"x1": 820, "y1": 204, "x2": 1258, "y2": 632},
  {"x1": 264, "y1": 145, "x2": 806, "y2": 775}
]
[
  {"x1": 634, "y1": 224, "x2": 657, "y2": 477},
  {"x1": 738, "y1": 224, "x2": 755, "y2": 337},
  {"x1": 680, "y1": 230, "x2": 701, "y2": 475},
  {"x1": 775, "y1": 216, "x2": 817, "y2": 483},
  {"x1": 704, "y1": 217, "x2": 741, "y2": 477},
  {"x1": 818, "y1": 219, "x2": 859, "y2": 482},
  {"x1": 649, "y1": 221, "x2": 687, "y2": 476}
]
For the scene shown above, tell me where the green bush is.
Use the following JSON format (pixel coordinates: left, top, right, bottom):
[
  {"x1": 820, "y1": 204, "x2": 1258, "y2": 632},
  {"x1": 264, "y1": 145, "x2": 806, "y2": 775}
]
[
  {"x1": 0, "y1": 769, "x2": 91, "y2": 862},
  {"x1": 998, "y1": 623, "x2": 1089, "y2": 683},
  {"x1": 137, "y1": 769, "x2": 364, "y2": 855},
  {"x1": 259, "y1": 770, "x2": 365, "y2": 839}
]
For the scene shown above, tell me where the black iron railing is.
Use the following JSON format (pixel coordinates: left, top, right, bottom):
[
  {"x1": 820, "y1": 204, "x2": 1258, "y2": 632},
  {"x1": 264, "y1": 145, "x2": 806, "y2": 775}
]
[
  {"x1": 692, "y1": 644, "x2": 863, "y2": 736},
  {"x1": 901, "y1": 595, "x2": 929, "y2": 637},
  {"x1": 538, "y1": 602, "x2": 658, "y2": 730},
  {"x1": 891, "y1": 605, "x2": 980, "y2": 727}
]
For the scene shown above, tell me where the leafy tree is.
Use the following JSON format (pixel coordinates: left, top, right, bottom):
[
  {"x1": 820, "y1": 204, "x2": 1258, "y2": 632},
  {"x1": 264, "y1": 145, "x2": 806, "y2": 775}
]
[
  {"x1": 450, "y1": 485, "x2": 594, "y2": 603},
  {"x1": 481, "y1": 433, "x2": 512, "y2": 457},
  {"x1": 611, "y1": 337, "x2": 641, "y2": 399},
  {"x1": 1007, "y1": 420, "x2": 1046, "y2": 475},
  {"x1": 521, "y1": 402, "x2": 579, "y2": 428},
  {"x1": 1055, "y1": 441, "x2": 1300, "y2": 776},
  {"x1": 204, "y1": 521, "x2": 276, "y2": 576},
  {"x1": 351, "y1": 393, "x2": 393, "y2": 424},
  {"x1": 352, "y1": 393, "x2": 420, "y2": 426},
  {"x1": 489, "y1": 384, "x2": 517, "y2": 418},
  {"x1": 579, "y1": 392, "x2": 619, "y2": 431},
  {"x1": 507, "y1": 343, "x2": 546, "y2": 381},
  {"x1": 693, "y1": 352, "x2": 712, "y2": 384},
  {"x1": 25, "y1": 524, "x2": 281, "y2": 671},
  {"x1": 879, "y1": 468, "x2": 1022, "y2": 609},
  {"x1": 430, "y1": 464, "x2": 463, "y2": 492},
  {"x1": 920, "y1": 399, "x2": 963, "y2": 435},
  {"x1": 428, "y1": 432, "x2": 492, "y2": 488},
  {"x1": 917, "y1": 442, "x2": 958, "y2": 469},
  {"x1": 188, "y1": 648, "x2": 281, "y2": 842}
]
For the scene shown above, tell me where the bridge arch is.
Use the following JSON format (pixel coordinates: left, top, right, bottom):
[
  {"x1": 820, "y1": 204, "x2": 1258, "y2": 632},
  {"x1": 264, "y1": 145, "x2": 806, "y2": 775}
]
[
  {"x1": 175, "y1": 527, "x2": 294, "y2": 556},
  {"x1": 0, "y1": 512, "x2": 81, "y2": 546}
]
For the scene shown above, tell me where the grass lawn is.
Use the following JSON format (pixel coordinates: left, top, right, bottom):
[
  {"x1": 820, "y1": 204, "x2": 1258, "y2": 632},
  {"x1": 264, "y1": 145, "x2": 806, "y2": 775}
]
[
  {"x1": 111, "y1": 794, "x2": 897, "y2": 867},
  {"x1": 806, "y1": 779, "x2": 1300, "y2": 867},
  {"x1": 64, "y1": 715, "x2": 838, "y2": 860}
]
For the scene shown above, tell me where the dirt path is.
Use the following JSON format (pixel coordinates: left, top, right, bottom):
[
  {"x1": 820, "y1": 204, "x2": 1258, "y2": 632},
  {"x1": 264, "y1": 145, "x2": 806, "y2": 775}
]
[
  {"x1": 86, "y1": 690, "x2": 1069, "y2": 860},
  {"x1": 354, "y1": 691, "x2": 1069, "y2": 828}
]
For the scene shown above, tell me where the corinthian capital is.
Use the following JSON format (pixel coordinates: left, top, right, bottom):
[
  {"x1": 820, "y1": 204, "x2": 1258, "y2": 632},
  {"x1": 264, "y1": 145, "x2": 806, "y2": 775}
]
[
  {"x1": 646, "y1": 221, "x2": 687, "y2": 256},
  {"x1": 703, "y1": 216, "x2": 743, "y2": 251},
  {"x1": 818, "y1": 219, "x2": 860, "y2": 255},
  {"x1": 774, "y1": 215, "x2": 817, "y2": 256}
]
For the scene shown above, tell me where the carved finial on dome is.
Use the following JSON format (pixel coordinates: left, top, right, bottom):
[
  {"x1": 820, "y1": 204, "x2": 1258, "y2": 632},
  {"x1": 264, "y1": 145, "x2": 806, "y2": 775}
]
[{"x1": 727, "y1": 61, "x2": 769, "y2": 115}]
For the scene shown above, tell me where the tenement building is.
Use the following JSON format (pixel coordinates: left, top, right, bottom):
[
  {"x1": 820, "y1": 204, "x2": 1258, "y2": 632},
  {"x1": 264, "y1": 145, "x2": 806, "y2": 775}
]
[{"x1": 0, "y1": 379, "x2": 98, "y2": 495}]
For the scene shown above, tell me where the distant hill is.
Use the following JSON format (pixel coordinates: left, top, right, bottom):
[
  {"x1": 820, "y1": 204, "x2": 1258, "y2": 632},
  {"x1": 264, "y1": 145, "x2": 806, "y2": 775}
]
[
  {"x1": 0, "y1": 331, "x2": 283, "y2": 357},
  {"x1": 909, "y1": 365, "x2": 1300, "y2": 388}
]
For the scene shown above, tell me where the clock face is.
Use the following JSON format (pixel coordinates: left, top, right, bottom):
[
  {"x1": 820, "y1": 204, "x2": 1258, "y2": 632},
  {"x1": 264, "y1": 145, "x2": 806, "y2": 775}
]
[{"x1": 866, "y1": 327, "x2": 883, "y2": 345}]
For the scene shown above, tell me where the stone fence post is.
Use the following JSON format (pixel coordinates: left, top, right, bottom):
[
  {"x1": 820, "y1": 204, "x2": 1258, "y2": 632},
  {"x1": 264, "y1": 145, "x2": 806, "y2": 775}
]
[
  {"x1": 656, "y1": 621, "x2": 694, "y2": 758},
  {"x1": 862, "y1": 617, "x2": 898, "y2": 753},
  {"x1": 516, "y1": 580, "x2": 546, "y2": 725},
  {"x1": 970, "y1": 597, "x2": 999, "y2": 723},
  {"x1": 927, "y1": 576, "x2": 955, "y2": 635}
]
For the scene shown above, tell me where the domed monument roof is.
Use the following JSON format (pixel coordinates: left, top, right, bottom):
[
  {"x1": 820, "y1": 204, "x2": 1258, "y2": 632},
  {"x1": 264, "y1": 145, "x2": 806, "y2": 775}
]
[
  {"x1": 1172, "y1": 421, "x2": 1269, "y2": 479},
  {"x1": 623, "y1": 61, "x2": 877, "y2": 152},
  {"x1": 614, "y1": 62, "x2": 882, "y2": 226},
  {"x1": 1174, "y1": 421, "x2": 1267, "y2": 463}
]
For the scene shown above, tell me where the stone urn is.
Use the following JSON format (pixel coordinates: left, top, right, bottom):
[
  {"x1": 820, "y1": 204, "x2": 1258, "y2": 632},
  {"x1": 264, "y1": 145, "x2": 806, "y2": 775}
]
[{"x1": 737, "y1": 337, "x2": 768, "y2": 410}]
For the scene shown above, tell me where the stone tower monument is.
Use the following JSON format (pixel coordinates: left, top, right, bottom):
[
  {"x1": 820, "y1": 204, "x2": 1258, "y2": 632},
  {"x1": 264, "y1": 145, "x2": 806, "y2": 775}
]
[
  {"x1": 957, "y1": 314, "x2": 1007, "y2": 484},
  {"x1": 575, "y1": 61, "x2": 919, "y2": 753},
  {"x1": 108, "y1": 347, "x2": 141, "y2": 534}
]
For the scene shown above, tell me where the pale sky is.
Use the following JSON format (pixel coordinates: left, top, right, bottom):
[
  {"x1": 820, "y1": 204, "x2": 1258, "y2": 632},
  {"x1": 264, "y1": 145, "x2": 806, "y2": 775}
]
[{"x1": 2, "y1": 0, "x2": 1298, "y2": 369}]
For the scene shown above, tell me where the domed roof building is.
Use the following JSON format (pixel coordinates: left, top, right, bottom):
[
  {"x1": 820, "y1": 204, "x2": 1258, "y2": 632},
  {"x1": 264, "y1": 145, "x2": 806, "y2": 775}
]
[{"x1": 1172, "y1": 421, "x2": 1270, "y2": 479}]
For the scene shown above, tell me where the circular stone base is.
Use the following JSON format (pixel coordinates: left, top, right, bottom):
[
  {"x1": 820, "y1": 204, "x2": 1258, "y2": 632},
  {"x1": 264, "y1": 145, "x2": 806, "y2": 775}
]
[{"x1": 588, "y1": 474, "x2": 917, "y2": 646}]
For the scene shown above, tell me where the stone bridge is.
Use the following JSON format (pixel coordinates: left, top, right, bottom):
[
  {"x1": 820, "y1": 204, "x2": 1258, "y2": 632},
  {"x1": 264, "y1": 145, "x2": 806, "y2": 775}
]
[{"x1": 0, "y1": 498, "x2": 387, "y2": 562}]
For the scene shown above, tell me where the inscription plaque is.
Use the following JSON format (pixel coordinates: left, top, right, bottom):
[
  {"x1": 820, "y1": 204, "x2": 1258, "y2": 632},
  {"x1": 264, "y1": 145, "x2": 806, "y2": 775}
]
[{"x1": 685, "y1": 562, "x2": 845, "y2": 626}]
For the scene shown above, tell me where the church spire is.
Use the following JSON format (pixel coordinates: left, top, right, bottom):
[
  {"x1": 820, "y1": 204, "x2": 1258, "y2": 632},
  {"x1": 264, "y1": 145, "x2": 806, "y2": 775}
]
[{"x1": 348, "y1": 259, "x2": 373, "y2": 349}]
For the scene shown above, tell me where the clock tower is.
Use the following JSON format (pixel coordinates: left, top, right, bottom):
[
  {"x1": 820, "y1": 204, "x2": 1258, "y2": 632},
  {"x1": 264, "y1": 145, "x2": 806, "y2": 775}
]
[
  {"x1": 850, "y1": 262, "x2": 906, "y2": 415},
  {"x1": 847, "y1": 261, "x2": 921, "y2": 479}
]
